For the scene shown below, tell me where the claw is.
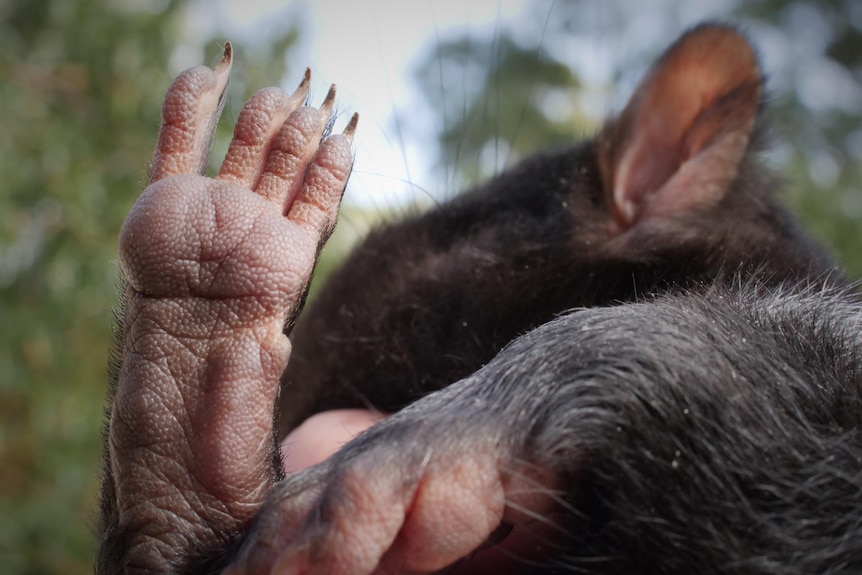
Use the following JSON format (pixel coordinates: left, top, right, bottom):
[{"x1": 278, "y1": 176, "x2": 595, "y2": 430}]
[
  {"x1": 149, "y1": 42, "x2": 233, "y2": 184},
  {"x1": 320, "y1": 84, "x2": 337, "y2": 118},
  {"x1": 292, "y1": 68, "x2": 313, "y2": 107},
  {"x1": 343, "y1": 112, "x2": 359, "y2": 140},
  {"x1": 215, "y1": 42, "x2": 233, "y2": 94},
  {"x1": 291, "y1": 68, "x2": 311, "y2": 101}
]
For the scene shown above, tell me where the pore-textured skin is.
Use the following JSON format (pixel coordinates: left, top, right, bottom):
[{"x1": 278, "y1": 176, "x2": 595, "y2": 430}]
[
  {"x1": 100, "y1": 25, "x2": 862, "y2": 575},
  {"x1": 98, "y1": 44, "x2": 357, "y2": 574}
]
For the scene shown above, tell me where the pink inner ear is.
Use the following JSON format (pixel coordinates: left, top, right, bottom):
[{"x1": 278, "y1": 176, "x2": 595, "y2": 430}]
[
  {"x1": 606, "y1": 26, "x2": 762, "y2": 229},
  {"x1": 613, "y1": 134, "x2": 680, "y2": 225}
]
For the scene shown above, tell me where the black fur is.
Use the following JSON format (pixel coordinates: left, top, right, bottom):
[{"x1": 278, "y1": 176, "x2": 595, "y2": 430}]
[
  {"x1": 278, "y1": 133, "x2": 844, "y2": 433},
  {"x1": 103, "y1": 23, "x2": 862, "y2": 574},
  {"x1": 255, "y1": 283, "x2": 862, "y2": 573},
  {"x1": 258, "y1": 23, "x2": 862, "y2": 573}
]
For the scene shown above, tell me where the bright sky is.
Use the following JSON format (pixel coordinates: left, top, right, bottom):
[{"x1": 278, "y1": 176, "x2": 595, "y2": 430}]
[
  {"x1": 182, "y1": 0, "x2": 537, "y2": 209},
  {"x1": 177, "y1": 0, "x2": 861, "y2": 210}
]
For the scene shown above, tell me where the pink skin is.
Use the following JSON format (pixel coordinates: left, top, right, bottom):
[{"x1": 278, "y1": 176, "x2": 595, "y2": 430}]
[
  {"x1": 280, "y1": 411, "x2": 560, "y2": 575},
  {"x1": 281, "y1": 410, "x2": 387, "y2": 472},
  {"x1": 112, "y1": 44, "x2": 558, "y2": 575},
  {"x1": 110, "y1": 27, "x2": 775, "y2": 574},
  {"x1": 110, "y1": 43, "x2": 357, "y2": 573}
]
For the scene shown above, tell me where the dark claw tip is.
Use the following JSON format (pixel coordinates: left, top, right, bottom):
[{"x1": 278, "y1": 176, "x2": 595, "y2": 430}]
[
  {"x1": 299, "y1": 68, "x2": 311, "y2": 89},
  {"x1": 323, "y1": 84, "x2": 337, "y2": 107},
  {"x1": 343, "y1": 112, "x2": 359, "y2": 138}
]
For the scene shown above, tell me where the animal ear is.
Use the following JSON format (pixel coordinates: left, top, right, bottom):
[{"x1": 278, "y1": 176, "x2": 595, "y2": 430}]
[{"x1": 598, "y1": 25, "x2": 762, "y2": 230}]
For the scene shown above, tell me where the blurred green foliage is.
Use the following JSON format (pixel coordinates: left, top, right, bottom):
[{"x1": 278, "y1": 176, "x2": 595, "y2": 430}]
[
  {"x1": 1, "y1": 1, "x2": 861, "y2": 573},
  {"x1": 0, "y1": 0, "x2": 300, "y2": 572},
  {"x1": 0, "y1": 2, "x2": 184, "y2": 572},
  {"x1": 413, "y1": 34, "x2": 583, "y2": 184}
]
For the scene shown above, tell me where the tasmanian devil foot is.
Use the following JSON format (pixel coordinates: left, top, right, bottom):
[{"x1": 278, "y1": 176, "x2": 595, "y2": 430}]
[
  {"x1": 228, "y1": 386, "x2": 566, "y2": 575},
  {"x1": 100, "y1": 43, "x2": 357, "y2": 574}
]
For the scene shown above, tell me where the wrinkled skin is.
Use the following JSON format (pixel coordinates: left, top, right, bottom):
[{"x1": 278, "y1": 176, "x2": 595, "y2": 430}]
[
  {"x1": 101, "y1": 41, "x2": 528, "y2": 573},
  {"x1": 100, "y1": 44, "x2": 358, "y2": 574},
  {"x1": 101, "y1": 27, "x2": 862, "y2": 575}
]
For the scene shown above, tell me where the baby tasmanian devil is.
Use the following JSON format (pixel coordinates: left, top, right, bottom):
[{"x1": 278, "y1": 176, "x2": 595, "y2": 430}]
[{"x1": 99, "y1": 24, "x2": 862, "y2": 575}]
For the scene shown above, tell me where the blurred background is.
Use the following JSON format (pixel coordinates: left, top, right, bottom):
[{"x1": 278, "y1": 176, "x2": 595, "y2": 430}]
[{"x1": 2, "y1": 0, "x2": 861, "y2": 572}]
